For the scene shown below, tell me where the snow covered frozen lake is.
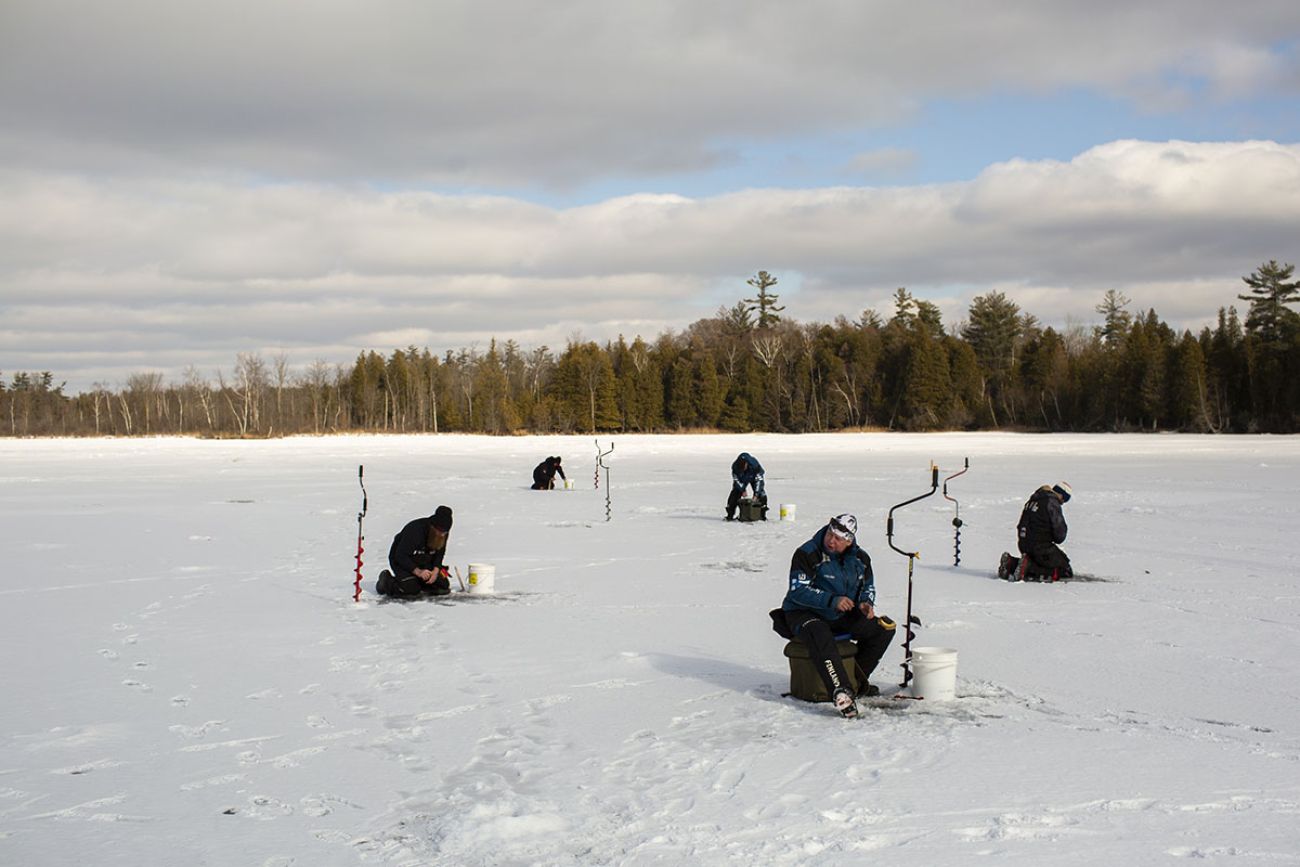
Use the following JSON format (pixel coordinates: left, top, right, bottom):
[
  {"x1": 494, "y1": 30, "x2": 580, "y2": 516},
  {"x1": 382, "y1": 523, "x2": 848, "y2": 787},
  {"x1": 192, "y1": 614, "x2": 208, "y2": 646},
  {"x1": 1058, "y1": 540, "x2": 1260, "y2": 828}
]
[{"x1": 2, "y1": 432, "x2": 1298, "y2": 866}]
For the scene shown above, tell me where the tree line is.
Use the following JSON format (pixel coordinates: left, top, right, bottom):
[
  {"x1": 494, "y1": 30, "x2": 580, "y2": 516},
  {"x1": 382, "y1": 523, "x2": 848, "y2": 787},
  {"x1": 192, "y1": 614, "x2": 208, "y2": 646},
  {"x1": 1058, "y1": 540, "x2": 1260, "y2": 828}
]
[{"x1": 4, "y1": 262, "x2": 1297, "y2": 437}]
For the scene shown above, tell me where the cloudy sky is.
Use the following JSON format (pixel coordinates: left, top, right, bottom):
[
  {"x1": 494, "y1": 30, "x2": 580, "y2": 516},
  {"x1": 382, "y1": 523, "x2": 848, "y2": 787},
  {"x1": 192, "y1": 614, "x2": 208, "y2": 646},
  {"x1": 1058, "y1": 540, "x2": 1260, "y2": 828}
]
[{"x1": 2, "y1": 1, "x2": 1299, "y2": 391}]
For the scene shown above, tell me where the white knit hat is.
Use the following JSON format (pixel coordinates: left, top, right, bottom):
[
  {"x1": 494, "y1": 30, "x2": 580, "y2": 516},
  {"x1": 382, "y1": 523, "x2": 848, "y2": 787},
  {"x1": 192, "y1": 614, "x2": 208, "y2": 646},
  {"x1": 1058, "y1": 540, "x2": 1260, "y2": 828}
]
[{"x1": 828, "y1": 513, "x2": 858, "y2": 542}]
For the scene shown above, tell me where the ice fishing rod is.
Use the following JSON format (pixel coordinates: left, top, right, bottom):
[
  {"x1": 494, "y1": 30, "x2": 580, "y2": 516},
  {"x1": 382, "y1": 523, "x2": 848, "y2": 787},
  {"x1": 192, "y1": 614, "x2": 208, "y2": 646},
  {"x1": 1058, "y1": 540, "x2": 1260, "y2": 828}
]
[
  {"x1": 596, "y1": 439, "x2": 615, "y2": 521},
  {"x1": 887, "y1": 463, "x2": 939, "y2": 691},
  {"x1": 943, "y1": 458, "x2": 970, "y2": 566},
  {"x1": 353, "y1": 464, "x2": 367, "y2": 602}
]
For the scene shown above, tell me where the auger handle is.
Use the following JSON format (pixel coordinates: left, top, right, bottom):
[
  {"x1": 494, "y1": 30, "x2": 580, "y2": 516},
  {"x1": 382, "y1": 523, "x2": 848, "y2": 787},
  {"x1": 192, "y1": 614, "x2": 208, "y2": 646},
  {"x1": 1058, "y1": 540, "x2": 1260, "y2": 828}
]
[{"x1": 886, "y1": 463, "x2": 940, "y2": 558}]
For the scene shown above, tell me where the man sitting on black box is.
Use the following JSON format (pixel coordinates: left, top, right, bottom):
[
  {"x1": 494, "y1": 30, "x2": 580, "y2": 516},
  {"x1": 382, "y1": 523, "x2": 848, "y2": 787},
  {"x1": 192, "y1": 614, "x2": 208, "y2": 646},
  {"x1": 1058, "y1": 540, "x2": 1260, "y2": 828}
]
[{"x1": 770, "y1": 514, "x2": 895, "y2": 718}]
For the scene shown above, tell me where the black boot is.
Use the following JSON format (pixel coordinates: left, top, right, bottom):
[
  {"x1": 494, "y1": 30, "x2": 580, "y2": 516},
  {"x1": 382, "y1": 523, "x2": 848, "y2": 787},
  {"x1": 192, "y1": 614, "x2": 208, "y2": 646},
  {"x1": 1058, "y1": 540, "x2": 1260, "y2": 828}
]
[{"x1": 376, "y1": 569, "x2": 395, "y2": 595}]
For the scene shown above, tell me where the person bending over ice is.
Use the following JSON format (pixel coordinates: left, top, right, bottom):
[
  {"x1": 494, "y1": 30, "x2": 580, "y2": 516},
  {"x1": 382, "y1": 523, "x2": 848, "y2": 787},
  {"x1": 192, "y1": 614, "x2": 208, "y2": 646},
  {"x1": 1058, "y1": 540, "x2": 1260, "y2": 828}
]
[
  {"x1": 775, "y1": 514, "x2": 895, "y2": 718},
  {"x1": 531, "y1": 456, "x2": 566, "y2": 490},
  {"x1": 377, "y1": 506, "x2": 453, "y2": 597},
  {"x1": 725, "y1": 452, "x2": 767, "y2": 520}
]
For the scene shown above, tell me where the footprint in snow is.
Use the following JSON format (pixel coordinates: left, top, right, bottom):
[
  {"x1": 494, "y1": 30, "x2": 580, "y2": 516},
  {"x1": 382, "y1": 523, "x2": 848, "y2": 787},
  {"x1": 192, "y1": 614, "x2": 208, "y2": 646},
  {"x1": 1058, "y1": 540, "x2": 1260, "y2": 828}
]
[
  {"x1": 53, "y1": 758, "x2": 125, "y2": 775},
  {"x1": 300, "y1": 793, "x2": 362, "y2": 817},
  {"x1": 300, "y1": 797, "x2": 333, "y2": 817},
  {"x1": 242, "y1": 795, "x2": 293, "y2": 820},
  {"x1": 169, "y1": 720, "x2": 228, "y2": 739},
  {"x1": 245, "y1": 688, "x2": 282, "y2": 701},
  {"x1": 268, "y1": 746, "x2": 326, "y2": 769}
]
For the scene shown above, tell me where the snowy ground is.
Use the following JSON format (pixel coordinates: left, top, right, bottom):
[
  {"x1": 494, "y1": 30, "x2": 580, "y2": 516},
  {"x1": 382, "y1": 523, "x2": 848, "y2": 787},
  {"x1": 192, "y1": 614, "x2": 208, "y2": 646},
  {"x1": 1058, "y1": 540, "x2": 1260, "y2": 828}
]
[{"x1": 2, "y1": 433, "x2": 1298, "y2": 866}]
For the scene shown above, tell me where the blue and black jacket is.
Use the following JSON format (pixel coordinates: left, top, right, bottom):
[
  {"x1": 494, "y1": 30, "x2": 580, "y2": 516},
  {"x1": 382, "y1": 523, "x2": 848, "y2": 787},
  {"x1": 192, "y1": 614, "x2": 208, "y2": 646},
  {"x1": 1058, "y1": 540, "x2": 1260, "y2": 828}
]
[
  {"x1": 781, "y1": 525, "x2": 875, "y2": 620},
  {"x1": 731, "y1": 452, "x2": 765, "y2": 497}
]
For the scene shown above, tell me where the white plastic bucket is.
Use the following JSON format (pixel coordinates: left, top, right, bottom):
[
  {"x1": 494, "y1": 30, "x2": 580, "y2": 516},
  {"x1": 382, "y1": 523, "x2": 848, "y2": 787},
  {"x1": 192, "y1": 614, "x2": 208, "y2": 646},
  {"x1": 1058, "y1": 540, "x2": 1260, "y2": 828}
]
[
  {"x1": 779, "y1": 503, "x2": 797, "y2": 521},
  {"x1": 466, "y1": 563, "x2": 496, "y2": 595},
  {"x1": 910, "y1": 646, "x2": 958, "y2": 700},
  {"x1": 563, "y1": 478, "x2": 574, "y2": 490}
]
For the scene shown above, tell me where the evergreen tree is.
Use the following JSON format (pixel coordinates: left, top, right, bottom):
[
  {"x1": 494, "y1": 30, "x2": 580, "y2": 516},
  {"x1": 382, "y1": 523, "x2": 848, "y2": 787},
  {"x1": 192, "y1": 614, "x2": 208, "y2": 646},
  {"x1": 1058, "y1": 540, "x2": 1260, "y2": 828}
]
[
  {"x1": 945, "y1": 337, "x2": 983, "y2": 428},
  {"x1": 473, "y1": 340, "x2": 519, "y2": 434},
  {"x1": 1095, "y1": 289, "x2": 1133, "y2": 347},
  {"x1": 889, "y1": 288, "x2": 917, "y2": 329},
  {"x1": 1166, "y1": 332, "x2": 1210, "y2": 431},
  {"x1": 961, "y1": 291, "x2": 1024, "y2": 427},
  {"x1": 718, "y1": 394, "x2": 751, "y2": 432},
  {"x1": 1017, "y1": 328, "x2": 1069, "y2": 429},
  {"x1": 720, "y1": 301, "x2": 754, "y2": 333},
  {"x1": 693, "y1": 351, "x2": 724, "y2": 428},
  {"x1": 916, "y1": 299, "x2": 945, "y2": 340},
  {"x1": 349, "y1": 351, "x2": 383, "y2": 428},
  {"x1": 551, "y1": 341, "x2": 619, "y2": 432},
  {"x1": 522, "y1": 346, "x2": 554, "y2": 428},
  {"x1": 1118, "y1": 313, "x2": 1168, "y2": 429},
  {"x1": 1238, "y1": 260, "x2": 1300, "y2": 346},
  {"x1": 859, "y1": 308, "x2": 884, "y2": 329},
  {"x1": 385, "y1": 349, "x2": 411, "y2": 430},
  {"x1": 744, "y1": 271, "x2": 785, "y2": 328},
  {"x1": 609, "y1": 336, "x2": 633, "y2": 430},
  {"x1": 438, "y1": 350, "x2": 464, "y2": 430},
  {"x1": 450, "y1": 348, "x2": 477, "y2": 431},
  {"x1": 665, "y1": 356, "x2": 696, "y2": 428},
  {"x1": 1238, "y1": 260, "x2": 1300, "y2": 429},
  {"x1": 897, "y1": 326, "x2": 952, "y2": 430},
  {"x1": 622, "y1": 336, "x2": 663, "y2": 431},
  {"x1": 502, "y1": 339, "x2": 532, "y2": 424}
]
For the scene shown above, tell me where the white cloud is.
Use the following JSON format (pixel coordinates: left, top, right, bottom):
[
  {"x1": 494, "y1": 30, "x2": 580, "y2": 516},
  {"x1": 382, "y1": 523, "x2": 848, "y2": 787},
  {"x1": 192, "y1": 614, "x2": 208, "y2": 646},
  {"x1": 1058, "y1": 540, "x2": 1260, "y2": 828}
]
[{"x1": 2, "y1": 140, "x2": 1297, "y2": 388}]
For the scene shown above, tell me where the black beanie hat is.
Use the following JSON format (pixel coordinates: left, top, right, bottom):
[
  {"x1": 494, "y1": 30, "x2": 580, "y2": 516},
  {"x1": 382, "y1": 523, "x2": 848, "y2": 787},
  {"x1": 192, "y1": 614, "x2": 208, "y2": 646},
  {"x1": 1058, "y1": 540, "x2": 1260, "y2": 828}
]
[{"x1": 431, "y1": 505, "x2": 453, "y2": 531}]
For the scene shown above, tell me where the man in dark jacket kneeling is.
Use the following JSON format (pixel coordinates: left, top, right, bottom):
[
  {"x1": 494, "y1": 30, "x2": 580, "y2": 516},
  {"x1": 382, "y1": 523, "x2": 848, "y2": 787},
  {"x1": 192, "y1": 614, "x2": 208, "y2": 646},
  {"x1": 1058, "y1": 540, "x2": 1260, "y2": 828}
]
[
  {"x1": 377, "y1": 506, "x2": 453, "y2": 597},
  {"x1": 531, "y1": 456, "x2": 566, "y2": 490},
  {"x1": 999, "y1": 482, "x2": 1073, "y2": 581}
]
